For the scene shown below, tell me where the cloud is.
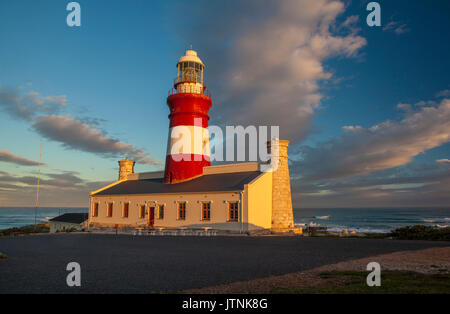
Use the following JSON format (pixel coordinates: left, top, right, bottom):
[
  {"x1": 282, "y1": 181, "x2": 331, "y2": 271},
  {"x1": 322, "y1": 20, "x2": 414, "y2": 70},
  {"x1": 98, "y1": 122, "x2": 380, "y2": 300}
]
[
  {"x1": 342, "y1": 125, "x2": 362, "y2": 131},
  {"x1": 178, "y1": 0, "x2": 366, "y2": 143},
  {"x1": 0, "y1": 151, "x2": 42, "y2": 166},
  {"x1": 32, "y1": 115, "x2": 161, "y2": 166},
  {"x1": 293, "y1": 98, "x2": 450, "y2": 181},
  {"x1": 0, "y1": 170, "x2": 112, "y2": 207},
  {"x1": 383, "y1": 21, "x2": 410, "y2": 35},
  {"x1": 0, "y1": 86, "x2": 67, "y2": 121},
  {"x1": 292, "y1": 161, "x2": 450, "y2": 207},
  {"x1": 340, "y1": 15, "x2": 360, "y2": 31},
  {"x1": 1, "y1": 85, "x2": 161, "y2": 167},
  {"x1": 397, "y1": 103, "x2": 411, "y2": 111},
  {"x1": 393, "y1": 24, "x2": 409, "y2": 35},
  {"x1": 436, "y1": 89, "x2": 450, "y2": 98}
]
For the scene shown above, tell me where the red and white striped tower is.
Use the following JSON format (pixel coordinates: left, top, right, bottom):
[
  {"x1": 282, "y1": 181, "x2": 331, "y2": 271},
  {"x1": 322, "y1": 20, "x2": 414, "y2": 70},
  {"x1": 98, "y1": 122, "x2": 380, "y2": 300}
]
[{"x1": 164, "y1": 49, "x2": 212, "y2": 184}]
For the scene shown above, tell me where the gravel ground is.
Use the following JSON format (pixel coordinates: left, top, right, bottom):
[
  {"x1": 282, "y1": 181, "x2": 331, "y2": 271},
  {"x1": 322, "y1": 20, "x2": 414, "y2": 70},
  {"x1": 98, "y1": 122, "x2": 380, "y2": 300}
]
[
  {"x1": 182, "y1": 246, "x2": 450, "y2": 293},
  {"x1": 0, "y1": 233, "x2": 448, "y2": 293}
]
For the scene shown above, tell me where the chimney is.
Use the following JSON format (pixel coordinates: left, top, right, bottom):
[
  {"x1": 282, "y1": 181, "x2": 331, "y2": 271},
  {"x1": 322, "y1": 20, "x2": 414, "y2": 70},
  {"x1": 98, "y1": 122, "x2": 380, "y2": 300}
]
[{"x1": 118, "y1": 157, "x2": 135, "y2": 181}]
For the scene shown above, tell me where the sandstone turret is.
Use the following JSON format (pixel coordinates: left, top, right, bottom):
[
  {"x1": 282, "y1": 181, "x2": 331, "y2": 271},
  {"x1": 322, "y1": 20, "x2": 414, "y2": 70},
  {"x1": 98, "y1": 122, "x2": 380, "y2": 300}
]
[
  {"x1": 268, "y1": 139, "x2": 295, "y2": 231},
  {"x1": 118, "y1": 157, "x2": 135, "y2": 181}
]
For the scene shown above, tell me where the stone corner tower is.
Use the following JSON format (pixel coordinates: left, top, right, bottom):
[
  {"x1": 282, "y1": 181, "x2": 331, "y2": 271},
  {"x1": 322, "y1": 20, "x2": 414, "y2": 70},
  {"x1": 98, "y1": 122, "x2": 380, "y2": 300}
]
[
  {"x1": 268, "y1": 139, "x2": 295, "y2": 231},
  {"x1": 118, "y1": 157, "x2": 135, "y2": 181}
]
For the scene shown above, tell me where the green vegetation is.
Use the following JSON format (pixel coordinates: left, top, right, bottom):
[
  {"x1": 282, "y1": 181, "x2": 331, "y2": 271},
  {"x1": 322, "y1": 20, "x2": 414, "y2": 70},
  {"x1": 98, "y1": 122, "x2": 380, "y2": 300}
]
[
  {"x1": 0, "y1": 224, "x2": 49, "y2": 237},
  {"x1": 390, "y1": 225, "x2": 450, "y2": 241},
  {"x1": 0, "y1": 252, "x2": 7, "y2": 260},
  {"x1": 274, "y1": 270, "x2": 450, "y2": 294},
  {"x1": 312, "y1": 225, "x2": 450, "y2": 241}
]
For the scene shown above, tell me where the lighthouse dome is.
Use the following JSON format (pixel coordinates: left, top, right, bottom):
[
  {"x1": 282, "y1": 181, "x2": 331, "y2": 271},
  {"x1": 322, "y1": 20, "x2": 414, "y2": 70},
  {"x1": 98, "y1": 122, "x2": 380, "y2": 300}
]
[
  {"x1": 174, "y1": 49, "x2": 206, "y2": 93},
  {"x1": 178, "y1": 49, "x2": 204, "y2": 66}
]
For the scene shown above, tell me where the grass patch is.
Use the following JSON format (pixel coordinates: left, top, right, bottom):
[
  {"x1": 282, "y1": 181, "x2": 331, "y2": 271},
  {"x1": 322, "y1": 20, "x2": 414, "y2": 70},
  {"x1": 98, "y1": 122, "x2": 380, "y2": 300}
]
[
  {"x1": 0, "y1": 224, "x2": 49, "y2": 237},
  {"x1": 273, "y1": 270, "x2": 450, "y2": 294}
]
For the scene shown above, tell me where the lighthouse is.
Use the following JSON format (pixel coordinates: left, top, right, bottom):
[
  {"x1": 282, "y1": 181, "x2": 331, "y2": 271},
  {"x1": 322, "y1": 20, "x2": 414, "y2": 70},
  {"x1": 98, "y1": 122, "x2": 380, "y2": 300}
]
[
  {"x1": 90, "y1": 49, "x2": 298, "y2": 234},
  {"x1": 164, "y1": 49, "x2": 212, "y2": 184}
]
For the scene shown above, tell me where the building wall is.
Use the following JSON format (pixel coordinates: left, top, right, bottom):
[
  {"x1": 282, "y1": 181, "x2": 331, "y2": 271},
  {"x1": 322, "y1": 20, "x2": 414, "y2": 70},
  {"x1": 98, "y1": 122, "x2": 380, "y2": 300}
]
[
  {"x1": 203, "y1": 162, "x2": 260, "y2": 175},
  {"x1": 50, "y1": 222, "x2": 84, "y2": 233},
  {"x1": 89, "y1": 162, "x2": 277, "y2": 232},
  {"x1": 245, "y1": 171, "x2": 273, "y2": 231},
  {"x1": 89, "y1": 192, "x2": 253, "y2": 231}
]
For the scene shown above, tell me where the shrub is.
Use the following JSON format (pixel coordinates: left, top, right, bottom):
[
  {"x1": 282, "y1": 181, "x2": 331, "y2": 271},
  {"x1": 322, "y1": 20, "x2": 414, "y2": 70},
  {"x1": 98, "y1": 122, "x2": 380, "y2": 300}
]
[
  {"x1": 0, "y1": 224, "x2": 50, "y2": 237},
  {"x1": 390, "y1": 225, "x2": 450, "y2": 241}
]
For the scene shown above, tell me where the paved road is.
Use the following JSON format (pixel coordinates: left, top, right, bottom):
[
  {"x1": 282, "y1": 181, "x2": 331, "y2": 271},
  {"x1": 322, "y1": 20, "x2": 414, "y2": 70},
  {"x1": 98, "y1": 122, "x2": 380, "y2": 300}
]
[{"x1": 0, "y1": 234, "x2": 448, "y2": 293}]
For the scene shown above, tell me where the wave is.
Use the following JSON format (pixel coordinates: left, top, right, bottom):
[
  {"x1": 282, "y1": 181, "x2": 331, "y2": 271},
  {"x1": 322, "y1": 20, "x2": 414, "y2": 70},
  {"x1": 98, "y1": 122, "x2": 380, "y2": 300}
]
[
  {"x1": 314, "y1": 215, "x2": 331, "y2": 220},
  {"x1": 294, "y1": 222, "x2": 321, "y2": 227},
  {"x1": 327, "y1": 226, "x2": 391, "y2": 234},
  {"x1": 422, "y1": 217, "x2": 450, "y2": 223},
  {"x1": 39, "y1": 216, "x2": 55, "y2": 223}
]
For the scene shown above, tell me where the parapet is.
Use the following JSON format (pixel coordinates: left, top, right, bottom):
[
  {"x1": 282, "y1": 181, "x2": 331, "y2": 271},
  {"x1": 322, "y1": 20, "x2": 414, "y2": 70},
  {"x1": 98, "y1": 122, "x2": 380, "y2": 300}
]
[{"x1": 203, "y1": 162, "x2": 260, "y2": 175}]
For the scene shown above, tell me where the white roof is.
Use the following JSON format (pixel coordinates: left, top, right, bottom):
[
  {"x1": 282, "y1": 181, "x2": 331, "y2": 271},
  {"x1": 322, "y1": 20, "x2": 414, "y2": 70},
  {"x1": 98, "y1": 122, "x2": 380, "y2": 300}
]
[{"x1": 178, "y1": 49, "x2": 204, "y2": 66}]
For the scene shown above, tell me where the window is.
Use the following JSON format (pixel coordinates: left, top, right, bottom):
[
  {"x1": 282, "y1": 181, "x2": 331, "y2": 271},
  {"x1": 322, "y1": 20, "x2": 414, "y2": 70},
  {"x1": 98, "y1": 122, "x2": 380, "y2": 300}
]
[
  {"x1": 229, "y1": 202, "x2": 239, "y2": 222},
  {"x1": 158, "y1": 205, "x2": 164, "y2": 219},
  {"x1": 139, "y1": 205, "x2": 146, "y2": 219},
  {"x1": 178, "y1": 202, "x2": 186, "y2": 220},
  {"x1": 123, "y1": 202, "x2": 129, "y2": 218},
  {"x1": 201, "y1": 202, "x2": 211, "y2": 221},
  {"x1": 107, "y1": 203, "x2": 113, "y2": 217},
  {"x1": 92, "y1": 203, "x2": 99, "y2": 217}
]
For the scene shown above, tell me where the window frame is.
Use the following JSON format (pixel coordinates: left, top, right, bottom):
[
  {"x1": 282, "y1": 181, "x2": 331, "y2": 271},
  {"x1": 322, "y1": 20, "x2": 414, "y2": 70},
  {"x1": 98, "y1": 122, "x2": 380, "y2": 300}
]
[
  {"x1": 158, "y1": 204, "x2": 164, "y2": 219},
  {"x1": 122, "y1": 202, "x2": 129, "y2": 218},
  {"x1": 177, "y1": 202, "x2": 186, "y2": 220},
  {"x1": 139, "y1": 205, "x2": 146, "y2": 219},
  {"x1": 228, "y1": 202, "x2": 239, "y2": 222},
  {"x1": 92, "y1": 202, "x2": 99, "y2": 217},
  {"x1": 107, "y1": 202, "x2": 113, "y2": 217},
  {"x1": 201, "y1": 202, "x2": 211, "y2": 221}
]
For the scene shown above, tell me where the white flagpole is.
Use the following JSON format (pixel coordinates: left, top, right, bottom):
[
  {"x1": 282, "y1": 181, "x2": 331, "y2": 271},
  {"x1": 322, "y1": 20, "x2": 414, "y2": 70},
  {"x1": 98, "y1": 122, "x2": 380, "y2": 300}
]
[{"x1": 34, "y1": 139, "x2": 42, "y2": 229}]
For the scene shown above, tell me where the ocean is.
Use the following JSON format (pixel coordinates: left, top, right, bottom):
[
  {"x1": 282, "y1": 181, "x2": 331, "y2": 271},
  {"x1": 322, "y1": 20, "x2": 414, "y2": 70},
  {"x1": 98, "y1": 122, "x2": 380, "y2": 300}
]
[
  {"x1": 0, "y1": 207, "x2": 88, "y2": 230},
  {"x1": 293, "y1": 208, "x2": 450, "y2": 233},
  {"x1": 0, "y1": 207, "x2": 449, "y2": 233}
]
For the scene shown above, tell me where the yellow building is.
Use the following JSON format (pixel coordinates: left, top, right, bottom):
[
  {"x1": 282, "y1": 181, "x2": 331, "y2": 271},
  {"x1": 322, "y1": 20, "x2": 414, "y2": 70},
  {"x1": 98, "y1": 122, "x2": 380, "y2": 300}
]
[{"x1": 88, "y1": 140, "x2": 295, "y2": 234}]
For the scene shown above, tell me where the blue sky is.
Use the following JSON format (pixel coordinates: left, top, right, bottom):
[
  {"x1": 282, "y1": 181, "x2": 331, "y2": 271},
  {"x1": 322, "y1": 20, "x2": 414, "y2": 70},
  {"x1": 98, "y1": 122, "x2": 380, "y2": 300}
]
[{"x1": 0, "y1": 0, "x2": 449, "y2": 207}]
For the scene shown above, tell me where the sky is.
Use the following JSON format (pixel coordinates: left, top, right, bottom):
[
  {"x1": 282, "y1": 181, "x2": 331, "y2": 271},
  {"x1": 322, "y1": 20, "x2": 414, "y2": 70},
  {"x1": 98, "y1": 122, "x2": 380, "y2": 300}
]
[{"x1": 0, "y1": 0, "x2": 449, "y2": 208}]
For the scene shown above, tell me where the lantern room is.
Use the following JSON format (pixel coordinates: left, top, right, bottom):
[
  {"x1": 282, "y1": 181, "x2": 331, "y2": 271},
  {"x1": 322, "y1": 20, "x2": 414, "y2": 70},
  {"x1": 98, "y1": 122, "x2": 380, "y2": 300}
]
[{"x1": 174, "y1": 49, "x2": 205, "y2": 94}]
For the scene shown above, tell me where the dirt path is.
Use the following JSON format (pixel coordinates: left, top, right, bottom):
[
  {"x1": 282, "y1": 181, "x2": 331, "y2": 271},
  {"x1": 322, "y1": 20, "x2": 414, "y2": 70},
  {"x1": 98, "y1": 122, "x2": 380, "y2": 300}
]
[{"x1": 182, "y1": 246, "x2": 450, "y2": 294}]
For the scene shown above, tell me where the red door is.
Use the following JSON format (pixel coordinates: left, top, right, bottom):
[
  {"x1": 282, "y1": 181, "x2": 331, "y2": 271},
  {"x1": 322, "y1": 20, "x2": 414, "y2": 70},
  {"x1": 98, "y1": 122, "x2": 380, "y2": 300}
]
[{"x1": 149, "y1": 207, "x2": 155, "y2": 228}]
